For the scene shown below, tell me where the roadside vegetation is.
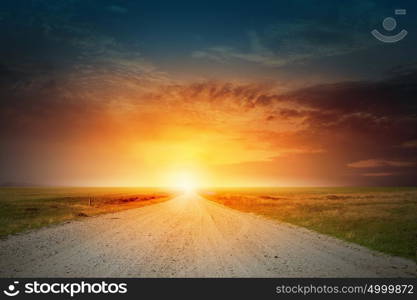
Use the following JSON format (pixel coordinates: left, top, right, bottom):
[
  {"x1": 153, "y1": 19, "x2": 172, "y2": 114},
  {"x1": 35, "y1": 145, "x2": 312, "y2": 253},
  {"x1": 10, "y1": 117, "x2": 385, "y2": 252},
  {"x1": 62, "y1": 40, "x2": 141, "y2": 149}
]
[
  {"x1": 203, "y1": 187, "x2": 417, "y2": 261},
  {"x1": 0, "y1": 187, "x2": 174, "y2": 238}
]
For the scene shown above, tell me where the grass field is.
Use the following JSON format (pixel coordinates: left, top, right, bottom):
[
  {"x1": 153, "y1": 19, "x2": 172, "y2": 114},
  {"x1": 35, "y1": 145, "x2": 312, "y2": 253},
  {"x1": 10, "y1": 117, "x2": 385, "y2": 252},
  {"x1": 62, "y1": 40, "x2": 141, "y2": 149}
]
[
  {"x1": 203, "y1": 187, "x2": 417, "y2": 261},
  {"x1": 0, "y1": 187, "x2": 174, "y2": 238},
  {"x1": 2, "y1": 186, "x2": 416, "y2": 262}
]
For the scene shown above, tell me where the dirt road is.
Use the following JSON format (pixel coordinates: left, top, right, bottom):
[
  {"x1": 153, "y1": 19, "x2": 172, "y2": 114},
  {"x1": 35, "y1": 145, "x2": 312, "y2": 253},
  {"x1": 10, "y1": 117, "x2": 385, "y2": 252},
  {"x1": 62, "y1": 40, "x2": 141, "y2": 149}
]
[{"x1": 0, "y1": 193, "x2": 415, "y2": 277}]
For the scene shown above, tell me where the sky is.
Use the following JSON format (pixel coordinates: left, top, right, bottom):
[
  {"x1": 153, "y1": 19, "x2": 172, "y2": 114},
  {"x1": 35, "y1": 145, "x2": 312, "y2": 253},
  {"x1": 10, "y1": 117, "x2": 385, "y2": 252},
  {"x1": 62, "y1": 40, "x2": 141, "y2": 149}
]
[{"x1": 0, "y1": 0, "x2": 416, "y2": 187}]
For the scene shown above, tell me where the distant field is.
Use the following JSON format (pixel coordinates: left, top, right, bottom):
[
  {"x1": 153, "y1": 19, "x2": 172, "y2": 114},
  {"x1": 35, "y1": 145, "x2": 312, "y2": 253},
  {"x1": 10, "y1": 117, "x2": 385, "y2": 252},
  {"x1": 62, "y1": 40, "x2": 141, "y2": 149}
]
[
  {"x1": 0, "y1": 187, "x2": 175, "y2": 238},
  {"x1": 203, "y1": 187, "x2": 417, "y2": 261}
]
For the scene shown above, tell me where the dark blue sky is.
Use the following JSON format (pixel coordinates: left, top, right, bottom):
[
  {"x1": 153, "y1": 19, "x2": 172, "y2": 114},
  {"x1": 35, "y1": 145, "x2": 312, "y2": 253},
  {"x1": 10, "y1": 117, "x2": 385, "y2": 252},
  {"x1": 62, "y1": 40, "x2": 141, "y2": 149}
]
[{"x1": 1, "y1": 0, "x2": 416, "y2": 83}]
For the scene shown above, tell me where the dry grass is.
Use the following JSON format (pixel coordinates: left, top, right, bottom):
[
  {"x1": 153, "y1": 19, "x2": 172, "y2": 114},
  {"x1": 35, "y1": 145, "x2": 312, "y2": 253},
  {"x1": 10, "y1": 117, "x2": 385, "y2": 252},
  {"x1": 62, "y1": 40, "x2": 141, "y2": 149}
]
[
  {"x1": 203, "y1": 187, "x2": 417, "y2": 261},
  {"x1": 0, "y1": 187, "x2": 175, "y2": 238}
]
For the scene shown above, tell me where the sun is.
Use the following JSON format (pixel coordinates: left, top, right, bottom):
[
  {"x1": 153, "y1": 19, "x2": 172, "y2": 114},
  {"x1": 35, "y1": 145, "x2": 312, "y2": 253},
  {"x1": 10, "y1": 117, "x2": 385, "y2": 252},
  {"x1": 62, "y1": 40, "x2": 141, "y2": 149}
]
[
  {"x1": 163, "y1": 169, "x2": 201, "y2": 193},
  {"x1": 176, "y1": 172, "x2": 197, "y2": 192},
  {"x1": 162, "y1": 166, "x2": 207, "y2": 193}
]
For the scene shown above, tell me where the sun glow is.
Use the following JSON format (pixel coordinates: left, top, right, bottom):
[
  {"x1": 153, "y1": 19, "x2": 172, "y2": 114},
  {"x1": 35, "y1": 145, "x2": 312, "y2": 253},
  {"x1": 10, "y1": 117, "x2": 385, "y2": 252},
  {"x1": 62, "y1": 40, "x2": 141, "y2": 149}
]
[{"x1": 169, "y1": 170, "x2": 200, "y2": 192}]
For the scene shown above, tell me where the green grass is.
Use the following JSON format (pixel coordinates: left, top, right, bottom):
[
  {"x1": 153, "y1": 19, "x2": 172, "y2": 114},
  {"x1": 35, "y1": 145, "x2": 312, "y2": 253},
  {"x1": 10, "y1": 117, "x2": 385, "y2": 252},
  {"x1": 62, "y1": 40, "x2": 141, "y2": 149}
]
[
  {"x1": 0, "y1": 187, "x2": 174, "y2": 238},
  {"x1": 203, "y1": 187, "x2": 417, "y2": 261},
  {"x1": 2, "y1": 186, "x2": 416, "y2": 262}
]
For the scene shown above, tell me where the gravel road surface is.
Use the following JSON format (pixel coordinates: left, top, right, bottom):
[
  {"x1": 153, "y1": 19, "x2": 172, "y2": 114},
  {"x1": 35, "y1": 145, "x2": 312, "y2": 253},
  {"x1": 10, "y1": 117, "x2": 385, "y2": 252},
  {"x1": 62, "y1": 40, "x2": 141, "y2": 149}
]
[{"x1": 0, "y1": 193, "x2": 415, "y2": 277}]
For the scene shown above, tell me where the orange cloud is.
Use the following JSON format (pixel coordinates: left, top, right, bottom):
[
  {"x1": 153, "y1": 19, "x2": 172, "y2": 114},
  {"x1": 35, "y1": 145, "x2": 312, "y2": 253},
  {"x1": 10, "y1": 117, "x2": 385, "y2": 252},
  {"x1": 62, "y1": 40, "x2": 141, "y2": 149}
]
[
  {"x1": 2, "y1": 71, "x2": 417, "y2": 187},
  {"x1": 347, "y1": 159, "x2": 415, "y2": 168},
  {"x1": 362, "y1": 172, "x2": 395, "y2": 177}
]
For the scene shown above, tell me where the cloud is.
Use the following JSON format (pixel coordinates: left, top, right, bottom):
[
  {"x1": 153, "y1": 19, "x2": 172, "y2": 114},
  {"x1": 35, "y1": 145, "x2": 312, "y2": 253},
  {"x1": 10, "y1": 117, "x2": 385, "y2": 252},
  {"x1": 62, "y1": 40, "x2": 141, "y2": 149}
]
[
  {"x1": 2, "y1": 71, "x2": 417, "y2": 185},
  {"x1": 282, "y1": 76, "x2": 417, "y2": 117},
  {"x1": 362, "y1": 172, "x2": 395, "y2": 177},
  {"x1": 400, "y1": 140, "x2": 417, "y2": 149},
  {"x1": 0, "y1": 0, "x2": 157, "y2": 90},
  {"x1": 159, "y1": 68, "x2": 417, "y2": 166},
  {"x1": 348, "y1": 159, "x2": 416, "y2": 168},
  {"x1": 276, "y1": 68, "x2": 417, "y2": 150},
  {"x1": 142, "y1": 67, "x2": 417, "y2": 162},
  {"x1": 106, "y1": 5, "x2": 128, "y2": 14},
  {"x1": 192, "y1": 31, "x2": 288, "y2": 67},
  {"x1": 192, "y1": 9, "x2": 374, "y2": 68}
]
